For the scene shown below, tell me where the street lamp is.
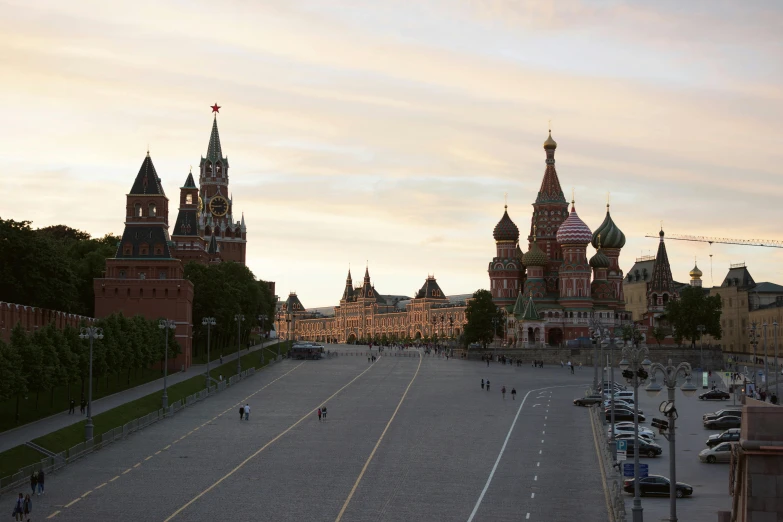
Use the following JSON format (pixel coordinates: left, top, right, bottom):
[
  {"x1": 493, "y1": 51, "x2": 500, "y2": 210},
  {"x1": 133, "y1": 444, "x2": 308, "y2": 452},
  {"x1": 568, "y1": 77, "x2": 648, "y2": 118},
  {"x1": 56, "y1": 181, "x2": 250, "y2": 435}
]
[
  {"x1": 619, "y1": 345, "x2": 652, "y2": 522},
  {"x1": 645, "y1": 359, "x2": 698, "y2": 522},
  {"x1": 79, "y1": 326, "x2": 104, "y2": 441},
  {"x1": 158, "y1": 319, "x2": 176, "y2": 409},
  {"x1": 774, "y1": 321, "x2": 780, "y2": 399},
  {"x1": 491, "y1": 316, "x2": 500, "y2": 359},
  {"x1": 592, "y1": 320, "x2": 619, "y2": 458},
  {"x1": 202, "y1": 317, "x2": 216, "y2": 389},
  {"x1": 696, "y1": 324, "x2": 706, "y2": 371},
  {"x1": 763, "y1": 322, "x2": 769, "y2": 392},
  {"x1": 749, "y1": 322, "x2": 759, "y2": 390},
  {"x1": 234, "y1": 314, "x2": 244, "y2": 375}
]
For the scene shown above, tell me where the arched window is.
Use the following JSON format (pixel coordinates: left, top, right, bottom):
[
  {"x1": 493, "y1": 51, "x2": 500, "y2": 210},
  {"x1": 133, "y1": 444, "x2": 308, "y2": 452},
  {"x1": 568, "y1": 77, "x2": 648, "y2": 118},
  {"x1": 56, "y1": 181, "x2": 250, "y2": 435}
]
[
  {"x1": 186, "y1": 194, "x2": 193, "y2": 205},
  {"x1": 225, "y1": 228, "x2": 233, "y2": 238},
  {"x1": 205, "y1": 226, "x2": 211, "y2": 236},
  {"x1": 135, "y1": 203, "x2": 142, "y2": 217},
  {"x1": 214, "y1": 227, "x2": 221, "y2": 237},
  {"x1": 148, "y1": 203, "x2": 157, "y2": 217}
]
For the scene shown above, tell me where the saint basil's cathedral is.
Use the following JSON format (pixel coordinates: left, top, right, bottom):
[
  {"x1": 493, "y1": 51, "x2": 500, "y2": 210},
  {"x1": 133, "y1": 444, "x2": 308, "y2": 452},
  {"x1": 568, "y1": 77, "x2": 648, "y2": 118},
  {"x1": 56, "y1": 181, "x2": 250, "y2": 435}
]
[{"x1": 489, "y1": 132, "x2": 633, "y2": 347}]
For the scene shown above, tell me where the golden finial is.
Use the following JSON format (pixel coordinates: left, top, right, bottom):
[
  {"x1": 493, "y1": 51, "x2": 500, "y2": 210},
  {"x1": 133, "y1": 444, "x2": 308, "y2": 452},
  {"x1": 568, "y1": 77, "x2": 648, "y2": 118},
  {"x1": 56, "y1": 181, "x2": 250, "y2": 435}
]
[{"x1": 504, "y1": 192, "x2": 508, "y2": 209}]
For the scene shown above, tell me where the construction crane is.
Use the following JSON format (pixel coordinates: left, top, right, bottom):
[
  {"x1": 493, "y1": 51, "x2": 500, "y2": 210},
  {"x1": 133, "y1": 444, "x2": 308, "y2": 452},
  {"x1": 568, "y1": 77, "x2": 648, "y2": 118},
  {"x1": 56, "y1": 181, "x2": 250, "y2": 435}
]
[{"x1": 644, "y1": 233, "x2": 783, "y2": 249}]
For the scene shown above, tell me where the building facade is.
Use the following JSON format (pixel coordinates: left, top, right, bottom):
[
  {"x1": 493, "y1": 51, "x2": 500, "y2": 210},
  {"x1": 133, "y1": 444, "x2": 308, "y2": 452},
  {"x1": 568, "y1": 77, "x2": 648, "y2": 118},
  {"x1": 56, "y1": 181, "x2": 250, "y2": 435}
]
[
  {"x1": 279, "y1": 269, "x2": 469, "y2": 344},
  {"x1": 490, "y1": 132, "x2": 632, "y2": 346}
]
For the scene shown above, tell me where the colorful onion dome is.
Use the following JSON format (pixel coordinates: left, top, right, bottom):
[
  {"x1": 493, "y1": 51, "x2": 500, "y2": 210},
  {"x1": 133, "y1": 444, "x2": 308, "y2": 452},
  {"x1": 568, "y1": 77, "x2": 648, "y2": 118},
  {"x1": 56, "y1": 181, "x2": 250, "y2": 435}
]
[
  {"x1": 522, "y1": 240, "x2": 548, "y2": 267},
  {"x1": 493, "y1": 206, "x2": 520, "y2": 242},
  {"x1": 689, "y1": 262, "x2": 703, "y2": 279},
  {"x1": 556, "y1": 202, "x2": 592, "y2": 245},
  {"x1": 591, "y1": 204, "x2": 626, "y2": 249},
  {"x1": 543, "y1": 130, "x2": 557, "y2": 149},
  {"x1": 589, "y1": 248, "x2": 611, "y2": 269}
]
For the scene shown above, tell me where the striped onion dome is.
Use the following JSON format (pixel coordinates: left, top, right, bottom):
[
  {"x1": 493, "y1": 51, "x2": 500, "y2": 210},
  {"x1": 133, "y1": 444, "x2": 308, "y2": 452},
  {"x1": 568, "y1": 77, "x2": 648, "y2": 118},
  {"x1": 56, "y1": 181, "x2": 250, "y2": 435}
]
[
  {"x1": 522, "y1": 241, "x2": 548, "y2": 267},
  {"x1": 556, "y1": 202, "x2": 592, "y2": 245},
  {"x1": 493, "y1": 206, "x2": 520, "y2": 242},
  {"x1": 591, "y1": 205, "x2": 626, "y2": 249}
]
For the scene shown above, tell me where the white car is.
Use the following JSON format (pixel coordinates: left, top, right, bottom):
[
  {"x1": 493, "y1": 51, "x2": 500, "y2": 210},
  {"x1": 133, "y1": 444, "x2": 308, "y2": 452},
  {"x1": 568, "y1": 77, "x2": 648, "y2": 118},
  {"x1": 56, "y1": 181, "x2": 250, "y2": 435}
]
[
  {"x1": 604, "y1": 398, "x2": 635, "y2": 408},
  {"x1": 615, "y1": 432, "x2": 656, "y2": 444},
  {"x1": 613, "y1": 391, "x2": 635, "y2": 400},
  {"x1": 610, "y1": 424, "x2": 656, "y2": 439}
]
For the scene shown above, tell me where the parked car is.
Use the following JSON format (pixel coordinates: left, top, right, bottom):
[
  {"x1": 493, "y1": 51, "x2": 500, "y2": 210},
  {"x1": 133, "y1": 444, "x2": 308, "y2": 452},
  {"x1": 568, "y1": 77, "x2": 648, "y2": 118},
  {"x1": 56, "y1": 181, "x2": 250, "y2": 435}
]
[
  {"x1": 704, "y1": 415, "x2": 741, "y2": 430},
  {"x1": 624, "y1": 437, "x2": 662, "y2": 457},
  {"x1": 604, "y1": 398, "x2": 635, "y2": 408},
  {"x1": 703, "y1": 408, "x2": 742, "y2": 422},
  {"x1": 699, "y1": 442, "x2": 735, "y2": 463},
  {"x1": 574, "y1": 395, "x2": 603, "y2": 406},
  {"x1": 615, "y1": 432, "x2": 656, "y2": 444},
  {"x1": 699, "y1": 390, "x2": 731, "y2": 401},
  {"x1": 706, "y1": 428, "x2": 740, "y2": 448},
  {"x1": 624, "y1": 475, "x2": 693, "y2": 497},
  {"x1": 608, "y1": 410, "x2": 646, "y2": 422},
  {"x1": 613, "y1": 391, "x2": 635, "y2": 400},
  {"x1": 606, "y1": 405, "x2": 644, "y2": 416},
  {"x1": 611, "y1": 424, "x2": 656, "y2": 439}
]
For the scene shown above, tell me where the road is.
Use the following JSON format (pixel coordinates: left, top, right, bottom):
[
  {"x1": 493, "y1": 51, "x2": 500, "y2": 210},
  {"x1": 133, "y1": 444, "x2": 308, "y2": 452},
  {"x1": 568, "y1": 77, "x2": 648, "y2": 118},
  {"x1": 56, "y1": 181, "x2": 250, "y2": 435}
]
[{"x1": 7, "y1": 345, "x2": 609, "y2": 521}]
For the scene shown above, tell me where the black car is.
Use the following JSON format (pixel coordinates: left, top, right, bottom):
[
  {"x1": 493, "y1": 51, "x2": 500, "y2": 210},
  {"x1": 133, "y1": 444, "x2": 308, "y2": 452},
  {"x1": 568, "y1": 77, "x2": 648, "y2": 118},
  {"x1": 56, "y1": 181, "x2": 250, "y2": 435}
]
[
  {"x1": 608, "y1": 410, "x2": 646, "y2": 423},
  {"x1": 699, "y1": 390, "x2": 731, "y2": 401},
  {"x1": 703, "y1": 408, "x2": 742, "y2": 422},
  {"x1": 704, "y1": 415, "x2": 741, "y2": 430},
  {"x1": 623, "y1": 437, "x2": 662, "y2": 458},
  {"x1": 706, "y1": 428, "x2": 741, "y2": 448},
  {"x1": 624, "y1": 475, "x2": 693, "y2": 497},
  {"x1": 574, "y1": 395, "x2": 603, "y2": 406}
]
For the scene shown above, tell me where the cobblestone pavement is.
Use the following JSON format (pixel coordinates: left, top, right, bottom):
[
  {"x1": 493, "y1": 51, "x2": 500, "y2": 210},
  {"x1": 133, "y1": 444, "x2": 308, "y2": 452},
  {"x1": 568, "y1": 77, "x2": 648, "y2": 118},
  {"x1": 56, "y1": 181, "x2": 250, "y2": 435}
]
[{"x1": 15, "y1": 346, "x2": 608, "y2": 522}]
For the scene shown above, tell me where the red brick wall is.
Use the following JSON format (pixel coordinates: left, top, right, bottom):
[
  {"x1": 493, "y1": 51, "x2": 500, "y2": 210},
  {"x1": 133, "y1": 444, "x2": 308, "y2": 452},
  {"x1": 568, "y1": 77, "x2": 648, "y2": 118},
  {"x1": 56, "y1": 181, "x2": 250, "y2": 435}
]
[{"x1": 0, "y1": 301, "x2": 96, "y2": 344}]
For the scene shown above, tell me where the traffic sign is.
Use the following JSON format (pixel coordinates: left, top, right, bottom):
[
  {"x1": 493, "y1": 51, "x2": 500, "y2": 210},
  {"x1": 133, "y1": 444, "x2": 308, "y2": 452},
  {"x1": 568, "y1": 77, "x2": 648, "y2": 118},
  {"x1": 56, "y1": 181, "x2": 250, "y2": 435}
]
[
  {"x1": 617, "y1": 451, "x2": 627, "y2": 461},
  {"x1": 616, "y1": 440, "x2": 628, "y2": 452},
  {"x1": 622, "y1": 463, "x2": 649, "y2": 478}
]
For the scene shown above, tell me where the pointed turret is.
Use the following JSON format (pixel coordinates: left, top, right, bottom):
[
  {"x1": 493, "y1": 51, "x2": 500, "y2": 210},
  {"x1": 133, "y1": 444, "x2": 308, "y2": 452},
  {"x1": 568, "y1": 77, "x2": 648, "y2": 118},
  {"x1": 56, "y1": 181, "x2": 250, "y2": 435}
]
[
  {"x1": 130, "y1": 153, "x2": 165, "y2": 195},
  {"x1": 650, "y1": 229, "x2": 675, "y2": 295},
  {"x1": 206, "y1": 115, "x2": 224, "y2": 164},
  {"x1": 182, "y1": 171, "x2": 197, "y2": 189},
  {"x1": 536, "y1": 131, "x2": 566, "y2": 204},
  {"x1": 512, "y1": 289, "x2": 526, "y2": 317},
  {"x1": 342, "y1": 268, "x2": 355, "y2": 302},
  {"x1": 520, "y1": 292, "x2": 541, "y2": 321}
]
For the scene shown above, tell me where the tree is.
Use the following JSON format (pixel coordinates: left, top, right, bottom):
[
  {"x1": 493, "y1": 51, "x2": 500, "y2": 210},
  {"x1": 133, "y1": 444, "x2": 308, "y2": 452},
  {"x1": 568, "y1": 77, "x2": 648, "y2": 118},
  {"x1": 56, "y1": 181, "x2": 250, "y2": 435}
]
[
  {"x1": 665, "y1": 286, "x2": 723, "y2": 348},
  {"x1": 463, "y1": 289, "x2": 502, "y2": 350},
  {"x1": 651, "y1": 326, "x2": 666, "y2": 347},
  {"x1": 620, "y1": 325, "x2": 644, "y2": 347}
]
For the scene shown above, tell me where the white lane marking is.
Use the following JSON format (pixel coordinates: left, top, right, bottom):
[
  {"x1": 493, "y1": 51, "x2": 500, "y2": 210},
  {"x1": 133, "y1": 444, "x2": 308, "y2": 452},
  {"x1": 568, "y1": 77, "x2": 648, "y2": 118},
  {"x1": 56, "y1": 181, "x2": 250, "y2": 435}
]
[
  {"x1": 534, "y1": 475, "x2": 538, "y2": 481},
  {"x1": 466, "y1": 383, "x2": 585, "y2": 522},
  {"x1": 539, "y1": 449, "x2": 542, "y2": 454},
  {"x1": 526, "y1": 514, "x2": 530, "y2": 520},
  {"x1": 531, "y1": 492, "x2": 535, "y2": 498},
  {"x1": 537, "y1": 462, "x2": 540, "y2": 467},
  {"x1": 541, "y1": 439, "x2": 544, "y2": 443}
]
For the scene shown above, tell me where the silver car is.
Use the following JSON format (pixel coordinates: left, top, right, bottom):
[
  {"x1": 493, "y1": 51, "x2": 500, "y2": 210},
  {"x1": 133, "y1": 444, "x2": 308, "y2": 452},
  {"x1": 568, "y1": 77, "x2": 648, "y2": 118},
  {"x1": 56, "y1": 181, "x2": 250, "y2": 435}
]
[{"x1": 699, "y1": 442, "x2": 735, "y2": 463}]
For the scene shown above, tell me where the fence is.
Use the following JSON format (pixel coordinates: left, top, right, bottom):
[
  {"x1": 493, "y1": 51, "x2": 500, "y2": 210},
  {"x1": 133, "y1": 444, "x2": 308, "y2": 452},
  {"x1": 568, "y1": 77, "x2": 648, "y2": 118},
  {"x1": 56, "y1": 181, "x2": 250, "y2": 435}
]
[
  {"x1": 588, "y1": 400, "x2": 627, "y2": 522},
  {"x1": 0, "y1": 367, "x2": 258, "y2": 495}
]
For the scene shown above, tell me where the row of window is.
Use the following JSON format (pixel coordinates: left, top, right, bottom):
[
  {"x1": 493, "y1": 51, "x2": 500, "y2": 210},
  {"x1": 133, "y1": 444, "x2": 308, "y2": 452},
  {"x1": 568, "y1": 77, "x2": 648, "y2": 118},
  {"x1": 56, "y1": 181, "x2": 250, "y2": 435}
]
[{"x1": 117, "y1": 270, "x2": 167, "y2": 280}]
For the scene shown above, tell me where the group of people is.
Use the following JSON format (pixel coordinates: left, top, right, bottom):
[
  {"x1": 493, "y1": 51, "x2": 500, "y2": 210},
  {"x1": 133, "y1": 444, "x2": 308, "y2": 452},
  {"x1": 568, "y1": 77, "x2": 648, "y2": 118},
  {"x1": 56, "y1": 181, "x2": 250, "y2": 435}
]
[
  {"x1": 484, "y1": 354, "x2": 524, "y2": 367},
  {"x1": 67, "y1": 397, "x2": 88, "y2": 415},
  {"x1": 480, "y1": 379, "x2": 516, "y2": 399},
  {"x1": 238, "y1": 404, "x2": 251, "y2": 420},
  {"x1": 11, "y1": 470, "x2": 43, "y2": 521},
  {"x1": 316, "y1": 406, "x2": 328, "y2": 421},
  {"x1": 559, "y1": 360, "x2": 577, "y2": 374}
]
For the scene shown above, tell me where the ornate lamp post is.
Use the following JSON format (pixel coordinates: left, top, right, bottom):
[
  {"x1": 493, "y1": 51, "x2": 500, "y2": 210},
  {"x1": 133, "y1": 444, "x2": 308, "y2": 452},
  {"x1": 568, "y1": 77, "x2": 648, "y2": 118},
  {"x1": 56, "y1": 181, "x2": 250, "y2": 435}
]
[
  {"x1": 774, "y1": 321, "x2": 780, "y2": 399},
  {"x1": 158, "y1": 319, "x2": 176, "y2": 409},
  {"x1": 619, "y1": 345, "x2": 652, "y2": 522},
  {"x1": 646, "y1": 360, "x2": 698, "y2": 522},
  {"x1": 763, "y1": 322, "x2": 769, "y2": 391},
  {"x1": 202, "y1": 317, "x2": 216, "y2": 388},
  {"x1": 234, "y1": 314, "x2": 244, "y2": 375},
  {"x1": 749, "y1": 322, "x2": 759, "y2": 390},
  {"x1": 79, "y1": 326, "x2": 104, "y2": 441},
  {"x1": 696, "y1": 324, "x2": 706, "y2": 371}
]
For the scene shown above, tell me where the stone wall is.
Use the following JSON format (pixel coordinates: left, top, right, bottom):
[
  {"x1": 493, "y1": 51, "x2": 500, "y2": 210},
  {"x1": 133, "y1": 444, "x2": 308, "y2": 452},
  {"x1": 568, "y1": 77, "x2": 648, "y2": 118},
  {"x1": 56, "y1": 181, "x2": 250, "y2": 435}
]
[{"x1": 0, "y1": 301, "x2": 95, "y2": 344}]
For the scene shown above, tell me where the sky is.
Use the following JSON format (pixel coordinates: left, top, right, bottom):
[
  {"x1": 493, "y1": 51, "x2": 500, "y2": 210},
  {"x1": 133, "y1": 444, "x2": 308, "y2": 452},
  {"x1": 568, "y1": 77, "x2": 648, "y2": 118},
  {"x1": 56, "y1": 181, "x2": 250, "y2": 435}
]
[{"x1": 1, "y1": 0, "x2": 782, "y2": 308}]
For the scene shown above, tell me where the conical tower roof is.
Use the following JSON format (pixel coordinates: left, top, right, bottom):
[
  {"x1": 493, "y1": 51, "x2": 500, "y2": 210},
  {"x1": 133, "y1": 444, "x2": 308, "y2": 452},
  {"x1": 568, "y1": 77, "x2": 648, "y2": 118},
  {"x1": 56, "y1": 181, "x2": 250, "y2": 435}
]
[
  {"x1": 512, "y1": 290, "x2": 526, "y2": 316},
  {"x1": 650, "y1": 229, "x2": 675, "y2": 293},
  {"x1": 520, "y1": 292, "x2": 541, "y2": 321},
  {"x1": 536, "y1": 131, "x2": 566, "y2": 204},
  {"x1": 182, "y1": 171, "x2": 197, "y2": 189},
  {"x1": 129, "y1": 153, "x2": 165, "y2": 195},
  {"x1": 206, "y1": 115, "x2": 223, "y2": 163}
]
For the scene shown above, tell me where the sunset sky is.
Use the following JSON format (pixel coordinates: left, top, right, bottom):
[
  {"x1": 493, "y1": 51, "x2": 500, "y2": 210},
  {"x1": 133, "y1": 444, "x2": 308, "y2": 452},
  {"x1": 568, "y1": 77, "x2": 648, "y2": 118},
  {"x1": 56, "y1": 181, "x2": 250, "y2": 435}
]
[{"x1": 2, "y1": 0, "x2": 782, "y2": 307}]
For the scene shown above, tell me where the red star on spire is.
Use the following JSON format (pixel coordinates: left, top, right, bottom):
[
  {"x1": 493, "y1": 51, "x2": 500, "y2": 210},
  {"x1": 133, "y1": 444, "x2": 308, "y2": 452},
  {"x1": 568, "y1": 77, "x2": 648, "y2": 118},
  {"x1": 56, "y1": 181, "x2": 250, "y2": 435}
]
[{"x1": 211, "y1": 103, "x2": 221, "y2": 114}]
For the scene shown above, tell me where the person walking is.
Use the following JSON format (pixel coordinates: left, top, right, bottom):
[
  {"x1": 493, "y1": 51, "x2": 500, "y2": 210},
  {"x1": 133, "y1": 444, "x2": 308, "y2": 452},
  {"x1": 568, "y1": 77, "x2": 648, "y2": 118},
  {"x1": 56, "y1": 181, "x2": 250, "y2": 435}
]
[
  {"x1": 29, "y1": 472, "x2": 37, "y2": 497},
  {"x1": 317, "y1": 407, "x2": 322, "y2": 421},
  {"x1": 481, "y1": 378, "x2": 485, "y2": 390},
  {"x1": 12, "y1": 493, "x2": 23, "y2": 522},
  {"x1": 321, "y1": 406, "x2": 327, "y2": 420},
  {"x1": 22, "y1": 494, "x2": 31, "y2": 521},
  {"x1": 36, "y1": 470, "x2": 44, "y2": 495},
  {"x1": 501, "y1": 385, "x2": 506, "y2": 399},
  {"x1": 486, "y1": 380, "x2": 490, "y2": 392},
  {"x1": 239, "y1": 405, "x2": 245, "y2": 421},
  {"x1": 80, "y1": 397, "x2": 86, "y2": 415},
  {"x1": 244, "y1": 404, "x2": 250, "y2": 420},
  {"x1": 486, "y1": 357, "x2": 490, "y2": 367},
  {"x1": 68, "y1": 399, "x2": 75, "y2": 414},
  {"x1": 511, "y1": 387, "x2": 517, "y2": 400}
]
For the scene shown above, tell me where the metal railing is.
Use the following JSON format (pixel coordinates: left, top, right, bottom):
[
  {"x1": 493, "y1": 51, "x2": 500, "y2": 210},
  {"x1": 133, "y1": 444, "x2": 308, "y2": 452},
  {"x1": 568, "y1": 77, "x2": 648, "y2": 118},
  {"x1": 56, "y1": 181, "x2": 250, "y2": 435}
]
[{"x1": 1, "y1": 366, "x2": 260, "y2": 495}]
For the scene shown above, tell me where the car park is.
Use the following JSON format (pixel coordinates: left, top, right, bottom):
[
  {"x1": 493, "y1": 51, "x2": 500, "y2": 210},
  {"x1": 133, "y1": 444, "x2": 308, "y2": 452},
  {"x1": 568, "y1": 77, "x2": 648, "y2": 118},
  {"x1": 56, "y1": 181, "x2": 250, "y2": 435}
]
[
  {"x1": 610, "y1": 424, "x2": 656, "y2": 439},
  {"x1": 703, "y1": 408, "x2": 742, "y2": 422},
  {"x1": 699, "y1": 389, "x2": 731, "y2": 401},
  {"x1": 623, "y1": 475, "x2": 693, "y2": 497},
  {"x1": 621, "y1": 437, "x2": 662, "y2": 457},
  {"x1": 574, "y1": 395, "x2": 603, "y2": 406},
  {"x1": 608, "y1": 410, "x2": 646, "y2": 422},
  {"x1": 615, "y1": 432, "x2": 656, "y2": 444},
  {"x1": 704, "y1": 415, "x2": 741, "y2": 430},
  {"x1": 699, "y1": 442, "x2": 735, "y2": 463},
  {"x1": 706, "y1": 428, "x2": 740, "y2": 448}
]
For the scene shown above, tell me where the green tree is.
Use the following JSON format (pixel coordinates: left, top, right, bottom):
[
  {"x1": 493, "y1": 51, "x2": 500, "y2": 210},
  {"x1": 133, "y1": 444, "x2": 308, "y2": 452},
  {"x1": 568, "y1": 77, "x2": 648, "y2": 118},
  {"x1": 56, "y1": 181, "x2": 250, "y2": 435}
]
[
  {"x1": 651, "y1": 326, "x2": 667, "y2": 347},
  {"x1": 665, "y1": 286, "x2": 723, "y2": 348},
  {"x1": 621, "y1": 325, "x2": 643, "y2": 347},
  {"x1": 0, "y1": 338, "x2": 22, "y2": 402},
  {"x1": 463, "y1": 289, "x2": 502, "y2": 350}
]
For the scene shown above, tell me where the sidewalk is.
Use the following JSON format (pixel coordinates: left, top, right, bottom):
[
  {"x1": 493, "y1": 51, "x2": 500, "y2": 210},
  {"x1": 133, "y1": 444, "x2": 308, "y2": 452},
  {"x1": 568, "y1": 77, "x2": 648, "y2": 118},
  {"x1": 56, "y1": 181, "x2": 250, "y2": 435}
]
[{"x1": 0, "y1": 339, "x2": 283, "y2": 453}]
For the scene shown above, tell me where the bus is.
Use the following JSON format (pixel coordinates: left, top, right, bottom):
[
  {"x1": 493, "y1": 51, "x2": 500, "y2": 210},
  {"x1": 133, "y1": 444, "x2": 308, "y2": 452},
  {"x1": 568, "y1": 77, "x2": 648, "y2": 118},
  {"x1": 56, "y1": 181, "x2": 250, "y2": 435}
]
[{"x1": 290, "y1": 342, "x2": 325, "y2": 360}]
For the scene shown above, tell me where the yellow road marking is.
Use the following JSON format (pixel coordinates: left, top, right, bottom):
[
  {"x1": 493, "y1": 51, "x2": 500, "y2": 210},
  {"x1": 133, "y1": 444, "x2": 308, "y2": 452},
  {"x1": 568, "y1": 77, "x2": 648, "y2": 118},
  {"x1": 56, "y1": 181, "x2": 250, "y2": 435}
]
[
  {"x1": 163, "y1": 358, "x2": 381, "y2": 521},
  {"x1": 95, "y1": 483, "x2": 107, "y2": 489},
  {"x1": 109, "y1": 476, "x2": 120, "y2": 482},
  {"x1": 194, "y1": 426, "x2": 200, "y2": 431},
  {"x1": 163, "y1": 445, "x2": 171, "y2": 450},
  {"x1": 145, "y1": 455, "x2": 153, "y2": 461},
  {"x1": 179, "y1": 435, "x2": 187, "y2": 440},
  {"x1": 589, "y1": 400, "x2": 616, "y2": 522},
  {"x1": 65, "y1": 498, "x2": 81, "y2": 508},
  {"x1": 122, "y1": 468, "x2": 132, "y2": 475},
  {"x1": 81, "y1": 490, "x2": 92, "y2": 498},
  {"x1": 155, "y1": 450, "x2": 162, "y2": 455},
  {"x1": 134, "y1": 462, "x2": 141, "y2": 468},
  {"x1": 47, "y1": 511, "x2": 61, "y2": 519},
  {"x1": 335, "y1": 354, "x2": 421, "y2": 521}
]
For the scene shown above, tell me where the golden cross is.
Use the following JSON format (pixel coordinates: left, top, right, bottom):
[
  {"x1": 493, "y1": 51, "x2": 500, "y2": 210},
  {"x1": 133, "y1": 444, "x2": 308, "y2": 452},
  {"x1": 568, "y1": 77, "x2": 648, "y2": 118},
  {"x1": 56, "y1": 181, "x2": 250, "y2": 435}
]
[
  {"x1": 548, "y1": 119, "x2": 552, "y2": 132},
  {"x1": 504, "y1": 192, "x2": 508, "y2": 208}
]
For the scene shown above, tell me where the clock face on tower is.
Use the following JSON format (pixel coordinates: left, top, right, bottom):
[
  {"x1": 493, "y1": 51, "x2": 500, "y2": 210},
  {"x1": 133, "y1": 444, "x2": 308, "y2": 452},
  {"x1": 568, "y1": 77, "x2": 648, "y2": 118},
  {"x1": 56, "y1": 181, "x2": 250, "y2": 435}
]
[{"x1": 209, "y1": 196, "x2": 229, "y2": 217}]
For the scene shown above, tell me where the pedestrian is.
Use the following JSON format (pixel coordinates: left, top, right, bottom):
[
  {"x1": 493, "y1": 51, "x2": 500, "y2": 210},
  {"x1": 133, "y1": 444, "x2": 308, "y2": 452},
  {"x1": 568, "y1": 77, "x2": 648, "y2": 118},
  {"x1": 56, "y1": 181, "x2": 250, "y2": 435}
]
[
  {"x1": 80, "y1": 397, "x2": 86, "y2": 414},
  {"x1": 322, "y1": 406, "x2": 327, "y2": 420},
  {"x1": 501, "y1": 385, "x2": 506, "y2": 399},
  {"x1": 22, "y1": 494, "x2": 31, "y2": 521},
  {"x1": 244, "y1": 404, "x2": 250, "y2": 420},
  {"x1": 12, "y1": 493, "x2": 23, "y2": 522},
  {"x1": 486, "y1": 380, "x2": 490, "y2": 392},
  {"x1": 317, "y1": 407, "x2": 322, "y2": 421},
  {"x1": 239, "y1": 405, "x2": 244, "y2": 421},
  {"x1": 481, "y1": 379, "x2": 484, "y2": 390},
  {"x1": 29, "y1": 472, "x2": 37, "y2": 497},
  {"x1": 36, "y1": 469, "x2": 44, "y2": 495},
  {"x1": 511, "y1": 387, "x2": 517, "y2": 400},
  {"x1": 68, "y1": 399, "x2": 75, "y2": 414}
]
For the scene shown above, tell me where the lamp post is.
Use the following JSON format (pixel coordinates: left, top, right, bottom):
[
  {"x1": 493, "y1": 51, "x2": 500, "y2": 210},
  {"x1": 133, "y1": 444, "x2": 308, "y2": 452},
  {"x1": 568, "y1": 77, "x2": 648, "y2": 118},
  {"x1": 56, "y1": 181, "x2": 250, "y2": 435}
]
[
  {"x1": 202, "y1": 317, "x2": 216, "y2": 389},
  {"x1": 697, "y1": 324, "x2": 706, "y2": 371},
  {"x1": 590, "y1": 319, "x2": 600, "y2": 392},
  {"x1": 749, "y1": 322, "x2": 759, "y2": 390},
  {"x1": 619, "y1": 344, "x2": 652, "y2": 522},
  {"x1": 79, "y1": 326, "x2": 104, "y2": 441},
  {"x1": 158, "y1": 319, "x2": 176, "y2": 409},
  {"x1": 774, "y1": 321, "x2": 779, "y2": 399},
  {"x1": 234, "y1": 314, "x2": 244, "y2": 375},
  {"x1": 646, "y1": 359, "x2": 697, "y2": 522},
  {"x1": 763, "y1": 322, "x2": 769, "y2": 392},
  {"x1": 491, "y1": 316, "x2": 500, "y2": 359},
  {"x1": 592, "y1": 320, "x2": 619, "y2": 459}
]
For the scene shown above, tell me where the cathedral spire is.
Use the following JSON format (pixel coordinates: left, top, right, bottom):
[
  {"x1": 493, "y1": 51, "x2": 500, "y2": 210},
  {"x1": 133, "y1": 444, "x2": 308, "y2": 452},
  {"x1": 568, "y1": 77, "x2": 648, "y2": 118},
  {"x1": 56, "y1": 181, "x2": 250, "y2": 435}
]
[
  {"x1": 206, "y1": 115, "x2": 223, "y2": 162},
  {"x1": 650, "y1": 228, "x2": 675, "y2": 294},
  {"x1": 536, "y1": 130, "x2": 566, "y2": 204}
]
